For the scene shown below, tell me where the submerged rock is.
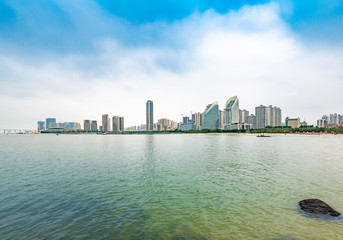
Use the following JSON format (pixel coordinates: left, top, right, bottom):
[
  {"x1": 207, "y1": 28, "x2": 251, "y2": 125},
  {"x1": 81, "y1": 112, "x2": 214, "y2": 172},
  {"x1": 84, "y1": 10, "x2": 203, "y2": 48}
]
[{"x1": 299, "y1": 199, "x2": 340, "y2": 217}]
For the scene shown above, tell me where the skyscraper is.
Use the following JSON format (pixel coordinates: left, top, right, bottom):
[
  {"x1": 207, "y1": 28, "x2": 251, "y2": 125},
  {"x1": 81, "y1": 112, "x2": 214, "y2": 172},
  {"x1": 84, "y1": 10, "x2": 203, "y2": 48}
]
[
  {"x1": 322, "y1": 115, "x2": 329, "y2": 121},
  {"x1": 146, "y1": 100, "x2": 154, "y2": 131},
  {"x1": 112, "y1": 116, "x2": 119, "y2": 131},
  {"x1": 112, "y1": 116, "x2": 124, "y2": 132},
  {"x1": 239, "y1": 109, "x2": 249, "y2": 123},
  {"x1": 219, "y1": 110, "x2": 225, "y2": 129},
  {"x1": 37, "y1": 121, "x2": 45, "y2": 132},
  {"x1": 46, "y1": 118, "x2": 56, "y2": 129},
  {"x1": 119, "y1": 117, "x2": 124, "y2": 131},
  {"x1": 255, "y1": 105, "x2": 282, "y2": 128},
  {"x1": 274, "y1": 107, "x2": 282, "y2": 126},
  {"x1": 193, "y1": 112, "x2": 203, "y2": 130},
  {"x1": 225, "y1": 96, "x2": 239, "y2": 125},
  {"x1": 202, "y1": 101, "x2": 219, "y2": 129},
  {"x1": 330, "y1": 113, "x2": 339, "y2": 124},
  {"x1": 84, "y1": 120, "x2": 91, "y2": 131},
  {"x1": 183, "y1": 116, "x2": 190, "y2": 123},
  {"x1": 91, "y1": 120, "x2": 98, "y2": 131},
  {"x1": 157, "y1": 118, "x2": 170, "y2": 131},
  {"x1": 246, "y1": 114, "x2": 256, "y2": 129},
  {"x1": 255, "y1": 105, "x2": 267, "y2": 129},
  {"x1": 102, "y1": 114, "x2": 110, "y2": 132}
]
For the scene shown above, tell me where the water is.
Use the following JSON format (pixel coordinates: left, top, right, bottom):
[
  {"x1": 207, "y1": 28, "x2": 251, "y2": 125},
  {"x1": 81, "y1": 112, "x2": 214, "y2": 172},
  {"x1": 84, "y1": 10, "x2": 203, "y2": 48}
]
[{"x1": 1, "y1": 134, "x2": 343, "y2": 239}]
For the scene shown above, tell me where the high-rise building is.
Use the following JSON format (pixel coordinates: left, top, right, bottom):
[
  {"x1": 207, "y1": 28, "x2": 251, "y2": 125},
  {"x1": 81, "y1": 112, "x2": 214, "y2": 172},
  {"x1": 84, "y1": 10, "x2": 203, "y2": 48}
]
[
  {"x1": 37, "y1": 121, "x2": 45, "y2": 132},
  {"x1": 46, "y1": 118, "x2": 56, "y2": 129},
  {"x1": 239, "y1": 109, "x2": 249, "y2": 123},
  {"x1": 170, "y1": 120, "x2": 176, "y2": 130},
  {"x1": 266, "y1": 105, "x2": 275, "y2": 126},
  {"x1": 202, "y1": 101, "x2": 219, "y2": 129},
  {"x1": 91, "y1": 120, "x2": 98, "y2": 131},
  {"x1": 112, "y1": 116, "x2": 124, "y2": 132},
  {"x1": 146, "y1": 100, "x2": 154, "y2": 131},
  {"x1": 193, "y1": 112, "x2": 203, "y2": 130},
  {"x1": 322, "y1": 115, "x2": 329, "y2": 121},
  {"x1": 255, "y1": 105, "x2": 281, "y2": 128},
  {"x1": 225, "y1": 96, "x2": 239, "y2": 125},
  {"x1": 183, "y1": 116, "x2": 190, "y2": 124},
  {"x1": 246, "y1": 114, "x2": 256, "y2": 129},
  {"x1": 112, "y1": 116, "x2": 119, "y2": 131},
  {"x1": 274, "y1": 107, "x2": 282, "y2": 126},
  {"x1": 102, "y1": 114, "x2": 110, "y2": 132},
  {"x1": 255, "y1": 105, "x2": 267, "y2": 129},
  {"x1": 75, "y1": 122, "x2": 81, "y2": 130},
  {"x1": 158, "y1": 118, "x2": 170, "y2": 131},
  {"x1": 219, "y1": 110, "x2": 225, "y2": 129},
  {"x1": 84, "y1": 120, "x2": 91, "y2": 131},
  {"x1": 119, "y1": 117, "x2": 124, "y2": 131},
  {"x1": 330, "y1": 113, "x2": 339, "y2": 124}
]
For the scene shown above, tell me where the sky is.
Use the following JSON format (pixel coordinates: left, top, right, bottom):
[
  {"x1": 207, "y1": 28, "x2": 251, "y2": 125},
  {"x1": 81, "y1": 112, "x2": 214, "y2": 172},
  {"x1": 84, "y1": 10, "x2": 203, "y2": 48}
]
[{"x1": 1, "y1": 0, "x2": 343, "y2": 129}]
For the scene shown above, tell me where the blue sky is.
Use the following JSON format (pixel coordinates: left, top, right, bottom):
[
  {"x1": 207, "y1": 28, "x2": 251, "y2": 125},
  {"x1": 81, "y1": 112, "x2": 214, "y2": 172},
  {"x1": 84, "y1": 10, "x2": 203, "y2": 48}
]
[
  {"x1": 1, "y1": 0, "x2": 343, "y2": 51},
  {"x1": 0, "y1": 0, "x2": 343, "y2": 128}
]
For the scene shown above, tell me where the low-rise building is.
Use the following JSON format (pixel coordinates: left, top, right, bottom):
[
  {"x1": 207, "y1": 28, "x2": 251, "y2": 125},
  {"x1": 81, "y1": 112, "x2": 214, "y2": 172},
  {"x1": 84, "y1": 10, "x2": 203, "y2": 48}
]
[
  {"x1": 317, "y1": 119, "x2": 327, "y2": 128},
  {"x1": 285, "y1": 117, "x2": 300, "y2": 128},
  {"x1": 179, "y1": 122, "x2": 196, "y2": 131}
]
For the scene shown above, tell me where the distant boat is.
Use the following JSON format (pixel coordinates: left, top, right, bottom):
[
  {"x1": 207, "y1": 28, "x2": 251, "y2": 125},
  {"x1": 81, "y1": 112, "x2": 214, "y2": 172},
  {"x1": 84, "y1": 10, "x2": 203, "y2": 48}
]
[{"x1": 257, "y1": 134, "x2": 270, "y2": 137}]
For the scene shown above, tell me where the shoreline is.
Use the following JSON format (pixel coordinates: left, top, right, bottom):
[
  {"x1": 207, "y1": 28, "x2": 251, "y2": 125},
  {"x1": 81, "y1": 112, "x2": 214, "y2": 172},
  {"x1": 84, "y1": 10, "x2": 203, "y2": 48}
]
[{"x1": 3, "y1": 132, "x2": 342, "y2": 136}]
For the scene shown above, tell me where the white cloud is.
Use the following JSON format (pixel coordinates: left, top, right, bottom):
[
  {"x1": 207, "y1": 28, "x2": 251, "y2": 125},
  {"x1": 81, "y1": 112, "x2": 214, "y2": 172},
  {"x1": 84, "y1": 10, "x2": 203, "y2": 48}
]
[{"x1": 1, "y1": 2, "x2": 343, "y2": 129}]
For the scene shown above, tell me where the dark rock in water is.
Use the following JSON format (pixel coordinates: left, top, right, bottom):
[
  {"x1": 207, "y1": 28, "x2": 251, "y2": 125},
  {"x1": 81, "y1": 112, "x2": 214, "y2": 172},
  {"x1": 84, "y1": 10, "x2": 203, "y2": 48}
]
[{"x1": 299, "y1": 199, "x2": 340, "y2": 217}]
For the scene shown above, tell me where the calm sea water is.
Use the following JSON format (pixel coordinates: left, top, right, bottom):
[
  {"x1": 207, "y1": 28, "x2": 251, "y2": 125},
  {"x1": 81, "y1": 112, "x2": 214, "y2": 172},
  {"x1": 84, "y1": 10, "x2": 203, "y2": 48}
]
[{"x1": 1, "y1": 134, "x2": 343, "y2": 240}]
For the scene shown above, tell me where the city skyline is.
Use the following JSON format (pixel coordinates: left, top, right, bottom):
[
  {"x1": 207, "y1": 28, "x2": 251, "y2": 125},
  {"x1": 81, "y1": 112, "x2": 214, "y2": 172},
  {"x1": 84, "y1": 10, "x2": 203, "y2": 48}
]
[
  {"x1": 34, "y1": 95, "x2": 342, "y2": 131},
  {"x1": 1, "y1": 1, "x2": 343, "y2": 129}
]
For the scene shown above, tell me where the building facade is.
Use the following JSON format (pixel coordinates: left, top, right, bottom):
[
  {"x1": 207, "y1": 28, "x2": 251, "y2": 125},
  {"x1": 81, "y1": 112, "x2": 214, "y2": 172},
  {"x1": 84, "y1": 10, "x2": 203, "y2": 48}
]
[
  {"x1": 146, "y1": 100, "x2": 154, "y2": 131},
  {"x1": 202, "y1": 101, "x2": 219, "y2": 129}
]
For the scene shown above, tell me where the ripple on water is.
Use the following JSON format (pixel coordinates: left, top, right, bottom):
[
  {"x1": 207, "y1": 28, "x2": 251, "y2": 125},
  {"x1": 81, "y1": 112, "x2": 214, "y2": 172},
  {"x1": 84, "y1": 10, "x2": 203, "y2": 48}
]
[{"x1": 1, "y1": 134, "x2": 343, "y2": 239}]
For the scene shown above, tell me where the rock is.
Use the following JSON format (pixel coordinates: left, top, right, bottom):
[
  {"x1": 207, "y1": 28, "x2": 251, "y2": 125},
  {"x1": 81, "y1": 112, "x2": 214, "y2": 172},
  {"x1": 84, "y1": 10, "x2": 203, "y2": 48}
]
[{"x1": 299, "y1": 199, "x2": 340, "y2": 217}]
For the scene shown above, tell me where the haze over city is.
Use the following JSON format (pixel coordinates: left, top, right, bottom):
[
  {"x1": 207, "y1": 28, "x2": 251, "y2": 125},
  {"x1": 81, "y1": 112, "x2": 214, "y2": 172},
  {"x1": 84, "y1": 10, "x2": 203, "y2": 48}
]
[{"x1": 1, "y1": 0, "x2": 343, "y2": 129}]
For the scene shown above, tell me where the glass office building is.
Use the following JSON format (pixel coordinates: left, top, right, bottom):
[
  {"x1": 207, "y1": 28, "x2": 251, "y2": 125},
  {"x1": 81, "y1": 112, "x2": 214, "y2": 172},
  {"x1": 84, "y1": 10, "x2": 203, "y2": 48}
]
[
  {"x1": 46, "y1": 118, "x2": 56, "y2": 129},
  {"x1": 202, "y1": 101, "x2": 219, "y2": 129}
]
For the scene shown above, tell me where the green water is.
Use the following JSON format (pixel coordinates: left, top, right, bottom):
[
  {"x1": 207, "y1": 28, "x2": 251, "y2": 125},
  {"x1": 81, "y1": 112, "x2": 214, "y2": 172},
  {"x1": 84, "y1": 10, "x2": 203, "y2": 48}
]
[{"x1": 1, "y1": 134, "x2": 343, "y2": 239}]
